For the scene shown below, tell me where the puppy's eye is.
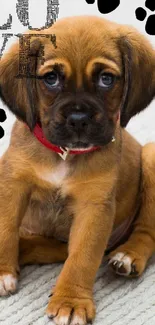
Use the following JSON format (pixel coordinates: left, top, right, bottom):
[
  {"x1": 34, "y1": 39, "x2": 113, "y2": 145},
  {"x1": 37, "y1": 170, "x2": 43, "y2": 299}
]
[
  {"x1": 98, "y1": 72, "x2": 115, "y2": 88},
  {"x1": 44, "y1": 71, "x2": 60, "y2": 88}
]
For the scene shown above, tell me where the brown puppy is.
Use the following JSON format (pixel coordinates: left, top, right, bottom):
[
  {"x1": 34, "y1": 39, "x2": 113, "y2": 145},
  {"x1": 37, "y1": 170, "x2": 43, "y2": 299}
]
[{"x1": 0, "y1": 16, "x2": 155, "y2": 325}]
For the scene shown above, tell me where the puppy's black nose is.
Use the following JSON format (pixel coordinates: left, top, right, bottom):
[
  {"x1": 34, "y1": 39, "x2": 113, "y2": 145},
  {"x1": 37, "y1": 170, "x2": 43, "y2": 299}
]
[{"x1": 67, "y1": 112, "x2": 89, "y2": 130}]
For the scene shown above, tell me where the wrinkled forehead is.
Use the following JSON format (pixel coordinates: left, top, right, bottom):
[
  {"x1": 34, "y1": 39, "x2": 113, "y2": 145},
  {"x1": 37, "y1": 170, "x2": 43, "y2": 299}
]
[{"x1": 37, "y1": 19, "x2": 122, "y2": 83}]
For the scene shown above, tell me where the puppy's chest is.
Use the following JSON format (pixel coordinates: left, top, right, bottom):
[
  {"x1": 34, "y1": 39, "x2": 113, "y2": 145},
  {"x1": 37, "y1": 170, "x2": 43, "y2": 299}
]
[
  {"x1": 39, "y1": 161, "x2": 69, "y2": 187},
  {"x1": 21, "y1": 161, "x2": 74, "y2": 240}
]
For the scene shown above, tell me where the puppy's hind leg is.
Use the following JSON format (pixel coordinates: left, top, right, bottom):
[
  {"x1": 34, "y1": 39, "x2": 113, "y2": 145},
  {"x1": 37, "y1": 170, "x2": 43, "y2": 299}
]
[
  {"x1": 19, "y1": 236, "x2": 68, "y2": 266},
  {"x1": 109, "y1": 143, "x2": 155, "y2": 277}
]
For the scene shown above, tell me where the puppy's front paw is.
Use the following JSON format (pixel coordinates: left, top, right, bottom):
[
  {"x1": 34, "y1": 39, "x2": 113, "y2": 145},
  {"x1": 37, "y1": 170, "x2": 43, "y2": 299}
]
[
  {"x1": 108, "y1": 249, "x2": 146, "y2": 277},
  {"x1": 46, "y1": 294, "x2": 95, "y2": 325},
  {"x1": 0, "y1": 274, "x2": 18, "y2": 296}
]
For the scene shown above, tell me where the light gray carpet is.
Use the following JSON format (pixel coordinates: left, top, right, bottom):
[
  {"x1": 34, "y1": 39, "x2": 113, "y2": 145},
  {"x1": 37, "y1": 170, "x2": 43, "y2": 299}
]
[
  {"x1": 0, "y1": 258, "x2": 155, "y2": 325},
  {"x1": 0, "y1": 102, "x2": 155, "y2": 325}
]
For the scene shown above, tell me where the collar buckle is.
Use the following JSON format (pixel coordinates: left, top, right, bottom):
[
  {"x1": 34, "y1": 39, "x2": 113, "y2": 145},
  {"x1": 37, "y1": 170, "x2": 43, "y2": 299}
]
[{"x1": 58, "y1": 147, "x2": 70, "y2": 160}]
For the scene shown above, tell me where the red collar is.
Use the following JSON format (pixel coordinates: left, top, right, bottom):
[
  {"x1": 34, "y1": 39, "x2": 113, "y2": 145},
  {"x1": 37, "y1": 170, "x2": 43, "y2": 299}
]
[{"x1": 30, "y1": 123, "x2": 100, "y2": 160}]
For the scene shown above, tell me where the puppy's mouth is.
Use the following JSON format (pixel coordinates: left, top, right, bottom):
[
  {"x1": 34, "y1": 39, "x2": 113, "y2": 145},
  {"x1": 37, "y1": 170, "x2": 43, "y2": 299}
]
[
  {"x1": 42, "y1": 111, "x2": 115, "y2": 150},
  {"x1": 67, "y1": 141, "x2": 93, "y2": 150}
]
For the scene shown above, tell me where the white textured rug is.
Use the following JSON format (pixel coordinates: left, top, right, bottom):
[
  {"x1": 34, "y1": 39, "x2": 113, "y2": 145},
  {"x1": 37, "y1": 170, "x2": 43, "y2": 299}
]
[
  {"x1": 0, "y1": 102, "x2": 155, "y2": 325},
  {"x1": 1, "y1": 258, "x2": 155, "y2": 325}
]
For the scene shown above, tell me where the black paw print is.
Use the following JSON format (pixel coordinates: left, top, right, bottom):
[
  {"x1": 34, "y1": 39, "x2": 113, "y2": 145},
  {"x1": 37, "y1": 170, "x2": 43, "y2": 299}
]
[
  {"x1": 85, "y1": 0, "x2": 120, "y2": 14},
  {"x1": 136, "y1": 0, "x2": 155, "y2": 35},
  {"x1": 0, "y1": 109, "x2": 7, "y2": 139}
]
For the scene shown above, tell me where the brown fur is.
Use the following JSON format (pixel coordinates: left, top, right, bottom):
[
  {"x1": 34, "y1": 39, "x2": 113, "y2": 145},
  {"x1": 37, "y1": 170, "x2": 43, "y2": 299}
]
[{"x1": 0, "y1": 16, "x2": 155, "y2": 325}]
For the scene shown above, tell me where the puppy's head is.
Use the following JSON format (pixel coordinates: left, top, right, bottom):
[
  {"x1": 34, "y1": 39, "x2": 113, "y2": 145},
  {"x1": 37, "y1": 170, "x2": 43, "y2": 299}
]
[{"x1": 0, "y1": 16, "x2": 155, "y2": 149}]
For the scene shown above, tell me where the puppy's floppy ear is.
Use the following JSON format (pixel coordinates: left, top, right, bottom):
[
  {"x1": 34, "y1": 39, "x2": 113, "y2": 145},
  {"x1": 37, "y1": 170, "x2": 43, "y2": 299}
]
[
  {"x1": 118, "y1": 26, "x2": 155, "y2": 127},
  {"x1": 0, "y1": 37, "x2": 42, "y2": 130}
]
